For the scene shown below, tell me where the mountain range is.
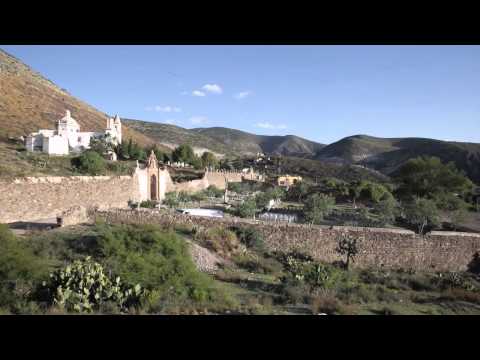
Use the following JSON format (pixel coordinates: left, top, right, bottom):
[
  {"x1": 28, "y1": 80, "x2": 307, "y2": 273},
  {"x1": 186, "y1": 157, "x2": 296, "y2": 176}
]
[{"x1": 1, "y1": 47, "x2": 479, "y2": 183}]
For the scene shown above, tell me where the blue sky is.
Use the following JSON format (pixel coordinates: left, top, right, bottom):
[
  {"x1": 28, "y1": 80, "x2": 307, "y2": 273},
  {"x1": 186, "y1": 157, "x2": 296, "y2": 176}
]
[{"x1": 2, "y1": 45, "x2": 480, "y2": 144}]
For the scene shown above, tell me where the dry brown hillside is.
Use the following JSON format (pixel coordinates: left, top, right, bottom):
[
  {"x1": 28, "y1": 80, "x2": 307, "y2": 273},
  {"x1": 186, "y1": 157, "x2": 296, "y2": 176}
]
[{"x1": 0, "y1": 48, "x2": 155, "y2": 147}]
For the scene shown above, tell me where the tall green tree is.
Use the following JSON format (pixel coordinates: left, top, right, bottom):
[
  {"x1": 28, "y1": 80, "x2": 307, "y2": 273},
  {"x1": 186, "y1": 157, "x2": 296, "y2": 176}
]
[
  {"x1": 172, "y1": 144, "x2": 195, "y2": 163},
  {"x1": 404, "y1": 197, "x2": 440, "y2": 234},
  {"x1": 394, "y1": 156, "x2": 473, "y2": 200},
  {"x1": 303, "y1": 193, "x2": 336, "y2": 225},
  {"x1": 201, "y1": 151, "x2": 218, "y2": 168}
]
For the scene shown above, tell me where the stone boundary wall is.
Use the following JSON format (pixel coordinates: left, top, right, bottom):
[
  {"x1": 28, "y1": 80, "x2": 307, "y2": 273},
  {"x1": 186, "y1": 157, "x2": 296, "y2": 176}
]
[
  {"x1": 0, "y1": 176, "x2": 140, "y2": 223},
  {"x1": 93, "y1": 209, "x2": 480, "y2": 272}
]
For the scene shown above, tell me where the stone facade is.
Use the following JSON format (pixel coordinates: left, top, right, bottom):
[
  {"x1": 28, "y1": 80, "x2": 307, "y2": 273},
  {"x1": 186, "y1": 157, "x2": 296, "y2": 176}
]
[{"x1": 93, "y1": 209, "x2": 480, "y2": 272}]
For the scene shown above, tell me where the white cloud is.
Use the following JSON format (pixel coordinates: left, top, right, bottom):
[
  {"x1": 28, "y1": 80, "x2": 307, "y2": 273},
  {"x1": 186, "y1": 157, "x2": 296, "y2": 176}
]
[
  {"x1": 255, "y1": 122, "x2": 287, "y2": 130},
  {"x1": 146, "y1": 105, "x2": 181, "y2": 113},
  {"x1": 201, "y1": 83, "x2": 223, "y2": 94},
  {"x1": 164, "y1": 119, "x2": 176, "y2": 124},
  {"x1": 234, "y1": 91, "x2": 252, "y2": 100},
  {"x1": 189, "y1": 116, "x2": 208, "y2": 125},
  {"x1": 192, "y1": 90, "x2": 206, "y2": 97}
]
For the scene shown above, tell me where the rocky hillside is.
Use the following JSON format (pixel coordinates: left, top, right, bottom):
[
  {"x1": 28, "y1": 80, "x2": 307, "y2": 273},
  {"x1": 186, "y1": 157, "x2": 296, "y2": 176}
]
[
  {"x1": 0, "y1": 49, "x2": 155, "y2": 147},
  {"x1": 315, "y1": 135, "x2": 480, "y2": 183}
]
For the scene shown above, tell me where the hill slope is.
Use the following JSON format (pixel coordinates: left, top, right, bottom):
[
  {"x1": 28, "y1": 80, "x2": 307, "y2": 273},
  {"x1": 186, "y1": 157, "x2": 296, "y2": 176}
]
[
  {"x1": 316, "y1": 135, "x2": 480, "y2": 183},
  {"x1": 0, "y1": 49, "x2": 155, "y2": 147},
  {"x1": 122, "y1": 119, "x2": 232, "y2": 156},
  {"x1": 192, "y1": 127, "x2": 326, "y2": 157}
]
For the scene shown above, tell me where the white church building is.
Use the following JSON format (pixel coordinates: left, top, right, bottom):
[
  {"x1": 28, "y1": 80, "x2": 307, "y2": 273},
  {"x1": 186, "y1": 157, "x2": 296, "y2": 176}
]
[{"x1": 25, "y1": 110, "x2": 122, "y2": 156}]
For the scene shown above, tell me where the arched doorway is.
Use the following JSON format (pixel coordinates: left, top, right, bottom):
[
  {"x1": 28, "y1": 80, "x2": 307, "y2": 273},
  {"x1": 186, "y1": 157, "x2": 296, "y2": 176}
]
[{"x1": 150, "y1": 175, "x2": 157, "y2": 200}]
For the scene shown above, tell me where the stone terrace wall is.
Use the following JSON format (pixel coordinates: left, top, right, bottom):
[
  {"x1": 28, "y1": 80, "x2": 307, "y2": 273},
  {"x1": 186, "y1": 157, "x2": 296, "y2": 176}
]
[
  {"x1": 93, "y1": 209, "x2": 480, "y2": 272},
  {"x1": 0, "y1": 176, "x2": 140, "y2": 223},
  {"x1": 204, "y1": 171, "x2": 243, "y2": 189}
]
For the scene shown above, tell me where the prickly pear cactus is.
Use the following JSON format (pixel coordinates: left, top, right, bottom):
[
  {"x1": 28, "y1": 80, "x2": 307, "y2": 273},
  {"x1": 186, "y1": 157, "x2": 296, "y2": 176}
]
[{"x1": 43, "y1": 256, "x2": 145, "y2": 313}]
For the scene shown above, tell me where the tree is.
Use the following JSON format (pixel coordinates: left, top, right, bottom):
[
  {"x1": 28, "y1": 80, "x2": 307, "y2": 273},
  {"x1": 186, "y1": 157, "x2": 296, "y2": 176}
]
[
  {"x1": 336, "y1": 234, "x2": 359, "y2": 270},
  {"x1": 374, "y1": 196, "x2": 400, "y2": 226},
  {"x1": 303, "y1": 193, "x2": 335, "y2": 225},
  {"x1": 394, "y1": 156, "x2": 474, "y2": 200},
  {"x1": 237, "y1": 198, "x2": 257, "y2": 219},
  {"x1": 288, "y1": 181, "x2": 310, "y2": 203},
  {"x1": 117, "y1": 140, "x2": 131, "y2": 160},
  {"x1": 89, "y1": 136, "x2": 113, "y2": 156},
  {"x1": 201, "y1": 151, "x2": 218, "y2": 168},
  {"x1": 172, "y1": 144, "x2": 195, "y2": 163},
  {"x1": 405, "y1": 197, "x2": 440, "y2": 234},
  {"x1": 449, "y1": 208, "x2": 468, "y2": 231},
  {"x1": 436, "y1": 193, "x2": 469, "y2": 230},
  {"x1": 73, "y1": 150, "x2": 106, "y2": 175},
  {"x1": 349, "y1": 181, "x2": 363, "y2": 208}
]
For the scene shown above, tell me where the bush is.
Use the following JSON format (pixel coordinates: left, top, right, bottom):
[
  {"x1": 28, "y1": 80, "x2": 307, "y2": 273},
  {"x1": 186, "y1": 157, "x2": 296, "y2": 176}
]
[
  {"x1": 310, "y1": 289, "x2": 341, "y2": 314},
  {"x1": 72, "y1": 150, "x2": 106, "y2": 175},
  {"x1": 233, "y1": 254, "x2": 283, "y2": 275},
  {"x1": 79, "y1": 224, "x2": 229, "y2": 308},
  {"x1": 164, "y1": 192, "x2": 179, "y2": 208},
  {"x1": 204, "y1": 185, "x2": 224, "y2": 198},
  {"x1": 230, "y1": 226, "x2": 264, "y2": 251},
  {"x1": 237, "y1": 198, "x2": 257, "y2": 218},
  {"x1": 40, "y1": 256, "x2": 145, "y2": 313},
  {"x1": 199, "y1": 227, "x2": 241, "y2": 258},
  {"x1": 0, "y1": 224, "x2": 49, "y2": 312},
  {"x1": 139, "y1": 200, "x2": 157, "y2": 209}
]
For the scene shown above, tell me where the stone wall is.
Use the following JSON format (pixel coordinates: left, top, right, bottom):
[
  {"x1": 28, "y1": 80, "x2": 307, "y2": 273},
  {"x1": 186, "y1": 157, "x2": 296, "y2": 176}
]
[
  {"x1": 93, "y1": 209, "x2": 480, "y2": 272},
  {"x1": 204, "y1": 171, "x2": 243, "y2": 189},
  {"x1": 0, "y1": 176, "x2": 140, "y2": 223}
]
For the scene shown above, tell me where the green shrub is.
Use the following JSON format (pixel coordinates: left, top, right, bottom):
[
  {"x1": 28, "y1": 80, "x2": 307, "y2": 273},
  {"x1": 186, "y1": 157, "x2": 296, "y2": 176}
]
[
  {"x1": 204, "y1": 185, "x2": 224, "y2": 198},
  {"x1": 0, "y1": 224, "x2": 49, "y2": 311},
  {"x1": 198, "y1": 226, "x2": 240, "y2": 258},
  {"x1": 237, "y1": 198, "x2": 257, "y2": 218},
  {"x1": 233, "y1": 254, "x2": 283, "y2": 275},
  {"x1": 77, "y1": 224, "x2": 231, "y2": 310},
  {"x1": 164, "y1": 192, "x2": 179, "y2": 208},
  {"x1": 72, "y1": 150, "x2": 106, "y2": 175},
  {"x1": 139, "y1": 200, "x2": 157, "y2": 209},
  {"x1": 230, "y1": 226, "x2": 264, "y2": 251}
]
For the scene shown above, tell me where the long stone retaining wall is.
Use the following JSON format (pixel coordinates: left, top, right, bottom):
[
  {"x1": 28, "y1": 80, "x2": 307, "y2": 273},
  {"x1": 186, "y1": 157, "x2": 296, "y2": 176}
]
[
  {"x1": 0, "y1": 176, "x2": 140, "y2": 223},
  {"x1": 92, "y1": 209, "x2": 480, "y2": 272}
]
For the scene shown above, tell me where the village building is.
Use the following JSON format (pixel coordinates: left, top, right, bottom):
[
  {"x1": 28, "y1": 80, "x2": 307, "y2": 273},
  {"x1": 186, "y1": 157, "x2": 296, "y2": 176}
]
[
  {"x1": 25, "y1": 110, "x2": 122, "y2": 156},
  {"x1": 276, "y1": 174, "x2": 302, "y2": 187}
]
